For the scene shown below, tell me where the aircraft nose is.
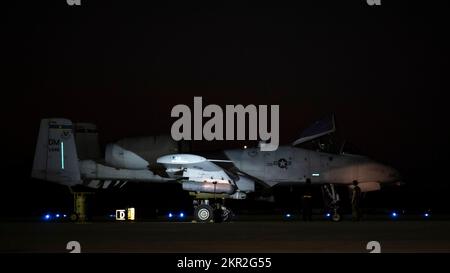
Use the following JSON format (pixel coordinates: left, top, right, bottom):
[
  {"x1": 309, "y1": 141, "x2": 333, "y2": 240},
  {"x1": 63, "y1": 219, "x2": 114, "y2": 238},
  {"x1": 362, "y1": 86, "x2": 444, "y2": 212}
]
[{"x1": 387, "y1": 166, "x2": 402, "y2": 182}]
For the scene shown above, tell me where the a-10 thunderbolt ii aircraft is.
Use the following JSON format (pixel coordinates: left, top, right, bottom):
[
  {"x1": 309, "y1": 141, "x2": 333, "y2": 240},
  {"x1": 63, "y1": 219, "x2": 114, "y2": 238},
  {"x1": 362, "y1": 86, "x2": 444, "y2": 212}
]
[{"x1": 32, "y1": 115, "x2": 402, "y2": 222}]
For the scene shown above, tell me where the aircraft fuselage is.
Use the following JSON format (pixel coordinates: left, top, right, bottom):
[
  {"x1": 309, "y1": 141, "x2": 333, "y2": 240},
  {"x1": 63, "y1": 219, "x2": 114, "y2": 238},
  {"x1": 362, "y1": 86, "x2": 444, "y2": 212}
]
[{"x1": 224, "y1": 146, "x2": 401, "y2": 190}]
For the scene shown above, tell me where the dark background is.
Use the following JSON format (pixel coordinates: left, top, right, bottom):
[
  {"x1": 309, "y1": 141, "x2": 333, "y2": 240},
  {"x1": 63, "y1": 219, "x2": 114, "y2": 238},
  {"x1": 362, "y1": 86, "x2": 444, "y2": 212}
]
[{"x1": 1, "y1": 1, "x2": 448, "y2": 218}]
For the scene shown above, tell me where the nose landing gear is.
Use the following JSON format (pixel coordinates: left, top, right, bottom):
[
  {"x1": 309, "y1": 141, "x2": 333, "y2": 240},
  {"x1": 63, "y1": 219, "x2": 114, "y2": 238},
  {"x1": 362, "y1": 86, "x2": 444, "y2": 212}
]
[{"x1": 322, "y1": 184, "x2": 341, "y2": 222}]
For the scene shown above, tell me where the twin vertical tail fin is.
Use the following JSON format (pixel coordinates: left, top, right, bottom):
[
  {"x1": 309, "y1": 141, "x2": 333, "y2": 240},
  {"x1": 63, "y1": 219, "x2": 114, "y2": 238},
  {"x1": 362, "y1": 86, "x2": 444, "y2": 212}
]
[{"x1": 31, "y1": 118, "x2": 81, "y2": 185}]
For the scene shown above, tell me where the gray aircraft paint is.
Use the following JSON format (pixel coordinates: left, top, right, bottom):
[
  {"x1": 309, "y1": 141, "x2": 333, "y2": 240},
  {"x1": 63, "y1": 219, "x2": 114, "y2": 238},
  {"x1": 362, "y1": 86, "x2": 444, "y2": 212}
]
[
  {"x1": 224, "y1": 146, "x2": 400, "y2": 189},
  {"x1": 32, "y1": 119, "x2": 80, "y2": 185}
]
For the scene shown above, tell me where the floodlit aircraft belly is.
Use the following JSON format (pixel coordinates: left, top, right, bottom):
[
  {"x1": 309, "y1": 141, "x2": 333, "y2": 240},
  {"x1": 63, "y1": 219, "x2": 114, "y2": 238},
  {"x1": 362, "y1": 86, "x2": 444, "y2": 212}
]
[
  {"x1": 356, "y1": 162, "x2": 399, "y2": 183},
  {"x1": 320, "y1": 165, "x2": 356, "y2": 184}
]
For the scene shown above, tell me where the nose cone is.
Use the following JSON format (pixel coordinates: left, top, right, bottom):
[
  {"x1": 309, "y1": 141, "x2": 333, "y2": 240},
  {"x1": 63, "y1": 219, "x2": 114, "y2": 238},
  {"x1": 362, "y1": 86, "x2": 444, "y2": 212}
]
[
  {"x1": 378, "y1": 164, "x2": 402, "y2": 184},
  {"x1": 382, "y1": 165, "x2": 405, "y2": 187},
  {"x1": 358, "y1": 160, "x2": 402, "y2": 184},
  {"x1": 387, "y1": 166, "x2": 402, "y2": 182}
]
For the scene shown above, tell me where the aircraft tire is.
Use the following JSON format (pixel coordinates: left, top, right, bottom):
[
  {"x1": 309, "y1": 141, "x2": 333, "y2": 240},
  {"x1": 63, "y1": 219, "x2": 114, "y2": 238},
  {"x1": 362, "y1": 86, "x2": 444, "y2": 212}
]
[
  {"x1": 332, "y1": 213, "x2": 341, "y2": 222},
  {"x1": 194, "y1": 204, "x2": 214, "y2": 222},
  {"x1": 222, "y1": 208, "x2": 234, "y2": 222},
  {"x1": 70, "y1": 213, "x2": 79, "y2": 222}
]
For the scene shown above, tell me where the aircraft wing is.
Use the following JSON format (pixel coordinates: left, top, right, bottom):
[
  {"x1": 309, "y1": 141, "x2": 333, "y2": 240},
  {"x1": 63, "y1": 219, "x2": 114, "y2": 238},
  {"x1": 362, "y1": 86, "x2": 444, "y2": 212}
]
[
  {"x1": 156, "y1": 154, "x2": 234, "y2": 184},
  {"x1": 292, "y1": 114, "x2": 336, "y2": 146}
]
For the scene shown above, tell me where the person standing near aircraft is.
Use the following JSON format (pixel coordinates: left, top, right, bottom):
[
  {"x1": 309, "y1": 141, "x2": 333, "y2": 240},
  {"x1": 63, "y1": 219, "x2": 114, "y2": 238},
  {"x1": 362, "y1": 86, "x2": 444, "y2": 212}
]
[
  {"x1": 351, "y1": 180, "x2": 362, "y2": 221},
  {"x1": 302, "y1": 179, "x2": 313, "y2": 221}
]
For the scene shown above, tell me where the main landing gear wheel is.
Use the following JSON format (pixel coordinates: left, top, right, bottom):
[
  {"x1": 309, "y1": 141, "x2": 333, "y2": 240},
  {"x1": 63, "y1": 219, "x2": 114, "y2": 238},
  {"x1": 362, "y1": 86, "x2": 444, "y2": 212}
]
[
  {"x1": 222, "y1": 207, "x2": 234, "y2": 222},
  {"x1": 332, "y1": 211, "x2": 341, "y2": 222},
  {"x1": 194, "y1": 204, "x2": 214, "y2": 222},
  {"x1": 70, "y1": 213, "x2": 79, "y2": 222},
  {"x1": 213, "y1": 205, "x2": 234, "y2": 223}
]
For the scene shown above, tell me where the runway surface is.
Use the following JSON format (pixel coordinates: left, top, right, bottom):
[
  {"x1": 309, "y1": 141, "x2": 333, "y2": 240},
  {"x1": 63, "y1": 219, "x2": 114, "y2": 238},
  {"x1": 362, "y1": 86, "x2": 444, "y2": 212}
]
[{"x1": 2, "y1": 218, "x2": 450, "y2": 253}]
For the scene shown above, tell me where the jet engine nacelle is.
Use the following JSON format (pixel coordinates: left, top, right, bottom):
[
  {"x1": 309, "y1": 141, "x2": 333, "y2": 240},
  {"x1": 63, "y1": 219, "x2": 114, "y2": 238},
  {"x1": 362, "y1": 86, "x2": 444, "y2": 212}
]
[
  {"x1": 105, "y1": 144, "x2": 149, "y2": 170},
  {"x1": 116, "y1": 135, "x2": 179, "y2": 164}
]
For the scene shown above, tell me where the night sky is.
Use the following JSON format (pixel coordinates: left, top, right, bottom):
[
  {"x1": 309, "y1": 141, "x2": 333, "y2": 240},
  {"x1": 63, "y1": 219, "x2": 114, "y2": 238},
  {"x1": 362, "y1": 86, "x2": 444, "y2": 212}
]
[{"x1": 1, "y1": 1, "x2": 448, "y2": 216}]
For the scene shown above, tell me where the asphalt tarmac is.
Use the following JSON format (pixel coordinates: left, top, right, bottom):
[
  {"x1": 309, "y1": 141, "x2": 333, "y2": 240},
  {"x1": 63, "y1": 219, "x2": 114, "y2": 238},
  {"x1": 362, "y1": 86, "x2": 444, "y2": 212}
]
[{"x1": 2, "y1": 218, "x2": 450, "y2": 253}]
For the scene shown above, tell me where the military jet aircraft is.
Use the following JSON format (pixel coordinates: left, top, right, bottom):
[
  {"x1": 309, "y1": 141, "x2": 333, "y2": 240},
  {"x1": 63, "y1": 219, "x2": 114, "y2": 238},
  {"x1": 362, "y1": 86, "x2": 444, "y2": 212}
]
[{"x1": 32, "y1": 115, "x2": 401, "y2": 222}]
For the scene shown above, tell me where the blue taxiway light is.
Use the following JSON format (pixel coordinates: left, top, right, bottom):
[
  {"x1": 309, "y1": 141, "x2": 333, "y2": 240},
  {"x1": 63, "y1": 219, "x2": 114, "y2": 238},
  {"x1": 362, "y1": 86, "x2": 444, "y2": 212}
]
[
  {"x1": 179, "y1": 212, "x2": 184, "y2": 218},
  {"x1": 63, "y1": 214, "x2": 67, "y2": 218},
  {"x1": 44, "y1": 214, "x2": 51, "y2": 220},
  {"x1": 424, "y1": 213, "x2": 430, "y2": 217},
  {"x1": 285, "y1": 214, "x2": 291, "y2": 218},
  {"x1": 168, "y1": 213, "x2": 173, "y2": 218},
  {"x1": 391, "y1": 212, "x2": 398, "y2": 217},
  {"x1": 56, "y1": 214, "x2": 60, "y2": 218},
  {"x1": 326, "y1": 213, "x2": 331, "y2": 217}
]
